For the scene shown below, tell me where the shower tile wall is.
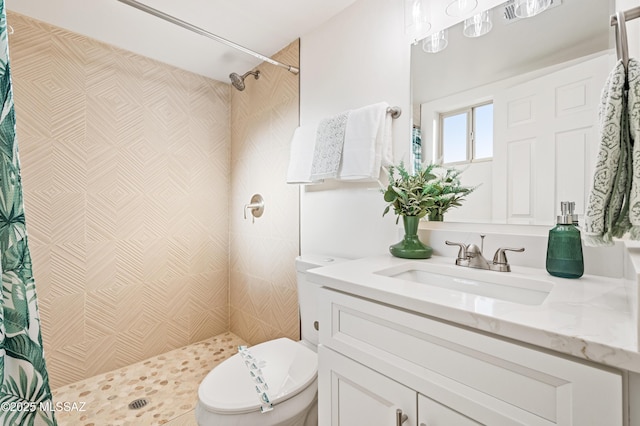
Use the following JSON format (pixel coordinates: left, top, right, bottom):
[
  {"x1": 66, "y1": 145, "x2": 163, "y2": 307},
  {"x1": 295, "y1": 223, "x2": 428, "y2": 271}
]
[
  {"x1": 8, "y1": 12, "x2": 231, "y2": 389},
  {"x1": 229, "y1": 40, "x2": 300, "y2": 345}
]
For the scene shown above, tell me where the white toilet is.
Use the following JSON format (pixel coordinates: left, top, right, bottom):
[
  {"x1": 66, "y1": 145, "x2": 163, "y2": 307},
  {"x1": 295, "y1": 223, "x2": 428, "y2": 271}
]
[{"x1": 195, "y1": 255, "x2": 344, "y2": 426}]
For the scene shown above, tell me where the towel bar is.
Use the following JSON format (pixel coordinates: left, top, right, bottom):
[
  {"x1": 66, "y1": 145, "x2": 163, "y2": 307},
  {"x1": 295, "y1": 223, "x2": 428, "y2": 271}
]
[{"x1": 386, "y1": 106, "x2": 402, "y2": 119}]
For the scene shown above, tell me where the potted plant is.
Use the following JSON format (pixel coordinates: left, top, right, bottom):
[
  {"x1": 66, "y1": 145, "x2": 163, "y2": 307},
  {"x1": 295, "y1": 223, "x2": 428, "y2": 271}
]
[
  {"x1": 419, "y1": 163, "x2": 475, "y2": 222},
  {"x1": 382, "y1": 162, "x2": 475, "y2": 259},
  {"x1": 382, "y1": 162, "x2": 435, "y2": 259}
]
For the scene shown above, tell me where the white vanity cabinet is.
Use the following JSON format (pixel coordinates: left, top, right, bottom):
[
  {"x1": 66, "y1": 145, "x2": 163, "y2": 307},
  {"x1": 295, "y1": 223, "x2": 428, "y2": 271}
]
[{"x1": 317, "y1": 288, "x2": 623, "y2": 426}]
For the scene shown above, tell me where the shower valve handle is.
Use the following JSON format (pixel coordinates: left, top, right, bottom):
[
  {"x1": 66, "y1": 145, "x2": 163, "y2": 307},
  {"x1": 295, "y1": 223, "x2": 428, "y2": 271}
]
[{"x1": 244, "y1": 194, "x2": 264, "y2": 221}]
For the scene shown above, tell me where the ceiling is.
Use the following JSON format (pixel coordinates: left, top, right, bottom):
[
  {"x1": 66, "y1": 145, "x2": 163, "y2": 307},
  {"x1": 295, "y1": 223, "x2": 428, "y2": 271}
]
[{"x1": 5, "y1": 0, "x2": 359, "y2": 83}]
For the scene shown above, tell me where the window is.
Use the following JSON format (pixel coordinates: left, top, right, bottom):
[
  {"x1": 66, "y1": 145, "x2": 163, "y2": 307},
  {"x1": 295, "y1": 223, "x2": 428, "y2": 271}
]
[{"x1": 439, "y1": 102, "x2": 493, "y2": 164}]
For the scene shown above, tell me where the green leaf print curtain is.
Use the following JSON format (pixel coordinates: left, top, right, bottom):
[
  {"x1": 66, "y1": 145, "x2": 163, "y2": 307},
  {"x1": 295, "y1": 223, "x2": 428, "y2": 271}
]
[{"x1": 0, "y1": 2, "x2": 56, "y2": 425}]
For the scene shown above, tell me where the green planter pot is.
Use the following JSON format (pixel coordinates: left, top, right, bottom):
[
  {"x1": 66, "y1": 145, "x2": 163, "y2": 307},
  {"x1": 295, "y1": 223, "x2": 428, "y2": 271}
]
[
  {"x1": 389, "y1": 216, "x2": 433, "y2": 259},
  {"x1": 428, "y1": 211, "x2": 443, "y2": 221}
]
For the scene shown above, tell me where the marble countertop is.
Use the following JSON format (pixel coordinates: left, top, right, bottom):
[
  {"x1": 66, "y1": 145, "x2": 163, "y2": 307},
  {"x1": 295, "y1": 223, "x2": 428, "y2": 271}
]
[{"x1": 307, "y1": 254, "x2": 640, "y2": 373}]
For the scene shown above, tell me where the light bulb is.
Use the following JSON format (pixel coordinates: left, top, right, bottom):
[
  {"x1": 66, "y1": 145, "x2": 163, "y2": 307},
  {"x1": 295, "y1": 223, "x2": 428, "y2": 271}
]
[{"x1": 514, "y1": 0, "x2": 552, "y2": 18}]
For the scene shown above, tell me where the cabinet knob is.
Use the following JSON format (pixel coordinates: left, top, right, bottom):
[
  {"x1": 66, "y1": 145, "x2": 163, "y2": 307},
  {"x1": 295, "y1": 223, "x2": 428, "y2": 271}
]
[
  {"x1": 313, "y1": 321, "x2": 319, "y2": 331},
  {"x1": 396, "y1": 409, "x2": 408, "y2": 425}
]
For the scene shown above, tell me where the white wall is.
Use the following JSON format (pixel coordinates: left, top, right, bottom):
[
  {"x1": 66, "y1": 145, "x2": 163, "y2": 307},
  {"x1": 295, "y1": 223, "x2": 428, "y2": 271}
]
[{"x1": 299, "y1": 0, "x2": 411, "y2": 258}]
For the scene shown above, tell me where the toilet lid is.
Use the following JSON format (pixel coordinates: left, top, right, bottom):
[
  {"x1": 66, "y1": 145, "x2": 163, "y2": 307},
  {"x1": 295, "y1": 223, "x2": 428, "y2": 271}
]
[{"x1": 198, "y1": 337, "x2": 317, "y2": 414}]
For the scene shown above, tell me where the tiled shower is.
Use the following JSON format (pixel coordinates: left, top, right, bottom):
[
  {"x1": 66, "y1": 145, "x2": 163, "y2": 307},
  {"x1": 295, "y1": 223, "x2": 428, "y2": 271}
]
[{"x1": 8, "y1": 10, "x2": 300, "y2": 391}]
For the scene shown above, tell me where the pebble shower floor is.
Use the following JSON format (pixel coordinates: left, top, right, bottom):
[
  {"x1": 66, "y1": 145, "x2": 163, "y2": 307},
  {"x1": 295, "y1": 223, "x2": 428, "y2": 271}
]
[{"x1": 51, "y1": 332, "x2": 247, "y2": 425}]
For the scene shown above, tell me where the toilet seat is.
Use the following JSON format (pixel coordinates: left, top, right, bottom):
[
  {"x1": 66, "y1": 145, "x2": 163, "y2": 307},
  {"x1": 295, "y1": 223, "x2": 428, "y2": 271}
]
[{"x1": 198, "y1": 337, "x2": 317, "y2": 415}]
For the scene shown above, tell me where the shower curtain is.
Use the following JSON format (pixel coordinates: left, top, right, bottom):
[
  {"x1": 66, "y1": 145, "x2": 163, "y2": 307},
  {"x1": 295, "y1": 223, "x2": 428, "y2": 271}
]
[{"x1": 0, "y1": 2, "x2": 56, "y2": 425}]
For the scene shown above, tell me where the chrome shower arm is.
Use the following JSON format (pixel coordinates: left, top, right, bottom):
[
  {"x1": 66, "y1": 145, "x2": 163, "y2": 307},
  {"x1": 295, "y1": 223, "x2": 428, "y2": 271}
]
[{"x1": 117, "y1": 0, "x2": 300, "y2": 75}]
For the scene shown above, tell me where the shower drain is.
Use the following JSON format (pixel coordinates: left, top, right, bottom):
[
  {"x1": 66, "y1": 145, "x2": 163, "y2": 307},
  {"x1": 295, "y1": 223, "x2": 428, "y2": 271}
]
[{"x1": 128, "y1": 398, "x2": 149, "y2": 410}]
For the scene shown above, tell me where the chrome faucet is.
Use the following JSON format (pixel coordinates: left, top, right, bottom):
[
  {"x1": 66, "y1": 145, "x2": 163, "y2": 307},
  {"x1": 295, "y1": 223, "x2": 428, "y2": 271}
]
[{"x1": 445, "y1": 235, "x2": 524, "y2": 272}]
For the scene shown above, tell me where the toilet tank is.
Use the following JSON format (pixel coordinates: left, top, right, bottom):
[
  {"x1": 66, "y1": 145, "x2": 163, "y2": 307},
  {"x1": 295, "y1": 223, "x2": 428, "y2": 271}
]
[{"x1": 295, "y1": 255, "x2": 347, "y2": 347}]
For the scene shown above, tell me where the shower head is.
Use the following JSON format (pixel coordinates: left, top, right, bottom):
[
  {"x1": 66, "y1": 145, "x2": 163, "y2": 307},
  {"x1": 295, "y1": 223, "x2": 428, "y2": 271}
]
[{"x1": 229, "y1": 70, "x2": 260, "y2": 91}]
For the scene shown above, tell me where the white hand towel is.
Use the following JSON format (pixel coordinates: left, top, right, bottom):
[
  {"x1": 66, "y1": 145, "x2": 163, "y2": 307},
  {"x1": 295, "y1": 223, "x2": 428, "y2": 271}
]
[
  {"x1": 380, "y1": 109, "x2": 393, "y2": 169},
  {"x1": 310, "y1": 111, "x2": 350, "y2": 180},
  {"x1": 286, "y1": 124, "x2": 320, "y2": 184},
  {"x1": 338, "y1": 102, "x2": 391, "y2": 181}
]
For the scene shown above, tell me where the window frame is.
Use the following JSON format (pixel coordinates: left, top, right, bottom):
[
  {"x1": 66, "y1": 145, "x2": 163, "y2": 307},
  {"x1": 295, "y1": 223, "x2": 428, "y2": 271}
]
[{"x1": 438, "y1": 100, "x2": 493, "y2": 166}]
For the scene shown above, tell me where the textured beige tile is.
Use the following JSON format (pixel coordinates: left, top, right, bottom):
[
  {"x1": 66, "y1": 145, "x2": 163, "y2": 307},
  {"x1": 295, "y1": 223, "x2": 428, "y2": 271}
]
[
  {"x1": 188, "y1": 238, "x2": 221, "y2": 274},
  {"x1": 49, "y1": 89, "x2": 86, "y2": 143},
  {"x1": 230, "y1": 306, "x2": 283, "y2": 346},
  {"x1": 142, "y1": 237, "x2": 170, "y2": 282},
  {"x1": 188, "y1": 272, "x2": 228, "y2": 311},
  {"x1": 114, "y1": 239, "x2": 145, "y2": 286},
  {"x1": 142, "y1": 279, "x2": 171, "y2": 325},
  {"x1": 267, "y1": 239, "x2": 299, "y2": 290},
  {"x1": 249, "y1": 278, "x2": 276, "y2": 326},
  {"x1": 14, "y1": 81, "x2": 53, "y2": 137},
  {"x1": 85, "y1": 241, "x2": 117, "y2": 292},
  {"x1": 85, "y1": 148, "x2": 118, "y2": 195},
  {"x1": 49, "y1": 243, "x2": 87, "y2": 297},
  {"x1": 50, "y1": 194, "x2": 86, "y2": 243},
  {"x1": 229, "y1": 270, "x2": 252, "y2": 315},
  {"x1": 271, "y1": 284, "x2": 299, "y2": 332},
  {"x1": 188, "y1": 308, "x2": 228, "y2": 343},
  {"x1": 85, "y1": 283, "x2": 145, "y2": 336},
  {"x1": 40, "y1": 292, "x2": 85, "y2": 348},
  {"x1": 163, "y1": 276, "x2": 194, "y2": 321},
  {"x1": 46, "y1": 334, "x2": 120, "y2": 390},
  {"x1": 166, "y1": 318, "x2": 190, "y2": 350},
  {"x1": 115, "y1": 193, "x2": 149, "y2": 241}
]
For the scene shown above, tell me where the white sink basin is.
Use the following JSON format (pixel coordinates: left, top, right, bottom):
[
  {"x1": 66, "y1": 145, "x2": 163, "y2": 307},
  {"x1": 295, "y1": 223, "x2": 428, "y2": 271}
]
[{"x1": 375, "y1": 262, "x2": 553, "y2": 306}]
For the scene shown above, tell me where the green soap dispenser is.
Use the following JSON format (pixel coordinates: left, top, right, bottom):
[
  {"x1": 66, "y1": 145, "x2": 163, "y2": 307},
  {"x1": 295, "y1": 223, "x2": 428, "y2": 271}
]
[{"x1": 546, "y1": 201, "x2": 584, "y2": 279}]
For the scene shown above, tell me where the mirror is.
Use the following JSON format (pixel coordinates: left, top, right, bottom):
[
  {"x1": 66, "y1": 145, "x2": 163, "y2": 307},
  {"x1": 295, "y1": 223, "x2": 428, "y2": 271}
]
[{"x1": 411, "y1": 0, "x2": 613, "y2": 225}]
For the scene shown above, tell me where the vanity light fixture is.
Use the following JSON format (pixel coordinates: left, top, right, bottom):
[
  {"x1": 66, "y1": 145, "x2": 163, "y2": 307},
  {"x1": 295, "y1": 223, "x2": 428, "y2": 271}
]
[
  {"x1": 513, "y1": 0, "x2": 551, "y2": 18},
  {"x1": 463, "y1": 9, "x2": 493, "y2": 37},
  {"x1": 405, "y1": 0, "x2": 431, "y2": 43},
  {"x1": 422, "y1": 29, "x2": 448, "y2": 53},
  {"x1": 445, "y1": 0, "x2": 478, "y2": 17}
]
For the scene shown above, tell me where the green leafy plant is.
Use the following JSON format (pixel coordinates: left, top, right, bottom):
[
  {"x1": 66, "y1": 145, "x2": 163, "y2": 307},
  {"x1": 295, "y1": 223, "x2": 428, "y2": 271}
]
[
  {"x1": 382, "y1": 162, "x2": 436, "y2": 223},
  {"x1": 382, "y1": 162, "x2": 475, "y2": 222},
  {"x1": 421, "y1": 164, "x2": 475, "y2": 220}
]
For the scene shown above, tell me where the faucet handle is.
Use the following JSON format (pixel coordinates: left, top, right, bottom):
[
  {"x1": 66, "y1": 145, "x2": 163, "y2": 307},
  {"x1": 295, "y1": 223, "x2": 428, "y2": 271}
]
[
  {"x1": 492, "y1": 247, "x2": 525, "y2": 266},
  {"x1": 445, "y1": 241, "x2": 468, "y2": 262}
]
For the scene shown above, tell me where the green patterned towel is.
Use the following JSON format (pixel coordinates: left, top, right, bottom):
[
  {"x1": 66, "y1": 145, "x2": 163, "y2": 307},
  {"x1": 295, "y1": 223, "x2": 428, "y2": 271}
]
[
  {"x1": 584, "y1": 59, "x2": 633, "y2": 246},
  {"x1": 628, "y1": 59, "x2": 640, "y2": 239}
]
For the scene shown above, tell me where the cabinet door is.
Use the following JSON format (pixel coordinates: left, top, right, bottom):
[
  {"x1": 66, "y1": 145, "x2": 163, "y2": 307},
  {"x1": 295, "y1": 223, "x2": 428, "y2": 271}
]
[
  {"x1": 318, "y1": 345, "x2": 416, "y2": 426},
  {"x1": 418, "y1": 393, "x2": 481, "y2": 426}
]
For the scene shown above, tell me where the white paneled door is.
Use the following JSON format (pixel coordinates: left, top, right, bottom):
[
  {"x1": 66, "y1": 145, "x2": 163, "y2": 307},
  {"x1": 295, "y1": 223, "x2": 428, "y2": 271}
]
[{"x1": 493, "y1": 54, "x2": 611, "y2": 224}]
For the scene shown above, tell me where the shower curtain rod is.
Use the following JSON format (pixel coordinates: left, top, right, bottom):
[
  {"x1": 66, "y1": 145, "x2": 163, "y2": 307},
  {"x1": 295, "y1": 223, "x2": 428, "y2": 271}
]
[
  {"x1": 610, "y1": 6, "x2": 640, "y2": 26},
  {"x1": 116, "y1": 0, "x2": 300, "y2": 75}
]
